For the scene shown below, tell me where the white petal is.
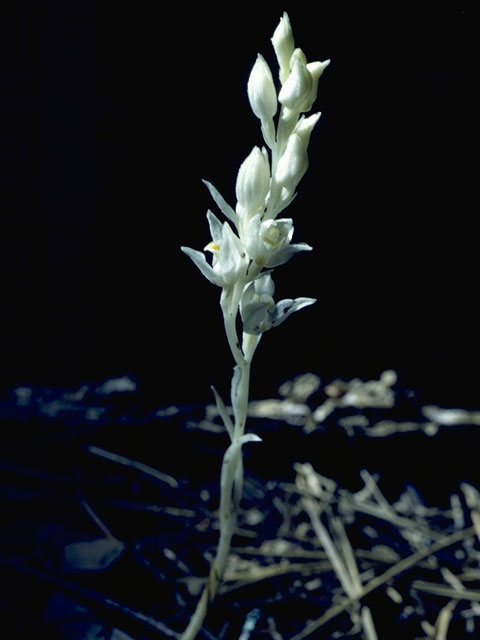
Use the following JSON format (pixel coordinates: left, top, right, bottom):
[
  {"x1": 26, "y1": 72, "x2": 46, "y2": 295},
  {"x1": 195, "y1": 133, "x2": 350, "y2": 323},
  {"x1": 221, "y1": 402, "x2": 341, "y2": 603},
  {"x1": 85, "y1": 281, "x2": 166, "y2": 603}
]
[
  {"x1": 266, "y1": 242, "x2": 312, "y2": 268},
  {"x1": 254, "y1": 273, "x2": 275, "y2": 297},
  {"x1": 218, "y1": 223, "x2": 247, "y2": 284},
  {"x1": 240, "y1": 275, "x2": 275, "y2": 335},
  {"x1": 293, "y1": 112, "x2": 321, "y2": 147},
  {"x1": 241, "y1": 300, "x2": 270, "y2": 335},
  {"x1": 307, "y1": 59, "x2": 330, "y2": 82},
  {"x1": 181, "y1": 246, "x2": 223, "y2": 287},
  {"x1": 271, "y1": 297, "x2": 316, "y2": 328},
  {"x1": 202, "y1": 180, "x2": 237, "y2": 225},
  {"x1": 206, "y1": 210, "x2": 223, "y2": 244}
]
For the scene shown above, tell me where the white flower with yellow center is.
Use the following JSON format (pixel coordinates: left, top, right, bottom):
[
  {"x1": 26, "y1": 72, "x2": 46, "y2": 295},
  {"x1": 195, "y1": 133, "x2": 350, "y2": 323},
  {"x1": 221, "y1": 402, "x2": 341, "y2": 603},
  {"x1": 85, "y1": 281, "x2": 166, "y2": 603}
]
[{"x1": 181, "y1": 211, "x2": 248, "y2": 288}]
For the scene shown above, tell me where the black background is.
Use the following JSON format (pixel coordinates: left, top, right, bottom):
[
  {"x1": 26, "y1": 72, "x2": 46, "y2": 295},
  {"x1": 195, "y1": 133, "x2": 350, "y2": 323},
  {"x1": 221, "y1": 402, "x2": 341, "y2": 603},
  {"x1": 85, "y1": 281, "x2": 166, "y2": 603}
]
[{"x1": 1, "y1": 2, "x2": 474, "y2": 408}]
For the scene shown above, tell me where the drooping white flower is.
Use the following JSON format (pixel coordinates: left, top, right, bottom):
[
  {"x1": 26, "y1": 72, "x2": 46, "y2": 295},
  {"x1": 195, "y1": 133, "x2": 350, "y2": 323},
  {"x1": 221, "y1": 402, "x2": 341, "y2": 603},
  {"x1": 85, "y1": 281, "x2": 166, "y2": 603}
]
[
  {"x1": 240, "y1": 274, "x2": 316, "y2": 335},
  {"x1": 235, "y1": 146, "x2": 271, "y2": 219},
  {"x1": 271, "y1": 12, "x2": 295, "y2": 85},
  {"x1": 244, "y1": 216, "x2": 312, "y2": 268},
  {"x1": 181, "y1": 212, "x2": 248, "y2": 288}
]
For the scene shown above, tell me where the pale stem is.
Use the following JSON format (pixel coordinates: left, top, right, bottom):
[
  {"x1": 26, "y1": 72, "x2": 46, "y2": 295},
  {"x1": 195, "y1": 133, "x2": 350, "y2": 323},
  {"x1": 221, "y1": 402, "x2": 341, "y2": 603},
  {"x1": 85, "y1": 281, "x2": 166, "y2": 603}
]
[
  {"x1": 183, "y1": 190, "x2": 266, "y2": 640},
  {"x1": 221, "y1": 282, "x2": 246, "y2": 368},
  {"x1": 181, "y1": 589, "x2": 209, "y2": 640},
  {"x1": 215, "y1": 440, "x2": 242, "y2": 577},
  {"x1": 216, "y1": 293, "x2": 261, "y2": 577},
  {"x1": 233, "y1": 361, "x2": 250, "y2": 439},
  {"x1": 232, "y1": 360, "x2": 250, "y2": 508},
  {"x1": 233, "y1": 454, "x2": 244, "y2": 514}
]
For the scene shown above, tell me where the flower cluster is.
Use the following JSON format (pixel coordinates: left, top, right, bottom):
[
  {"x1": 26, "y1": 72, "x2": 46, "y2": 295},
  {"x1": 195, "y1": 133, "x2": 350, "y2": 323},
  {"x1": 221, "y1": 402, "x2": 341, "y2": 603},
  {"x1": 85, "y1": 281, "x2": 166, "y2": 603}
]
[{"x1": 182, "y1": 13, "x2": 329, "y2": 337}]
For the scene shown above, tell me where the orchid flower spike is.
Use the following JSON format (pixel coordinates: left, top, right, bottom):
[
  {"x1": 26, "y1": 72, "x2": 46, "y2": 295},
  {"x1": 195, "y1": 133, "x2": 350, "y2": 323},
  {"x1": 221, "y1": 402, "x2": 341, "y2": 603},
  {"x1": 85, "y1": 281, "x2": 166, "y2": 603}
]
[
  {"x1": 180, "y1": 14, "x2": 330, "y2": 639},
  {"x1": 183, "y1": 13, "x2": 328, "y2": 316}
]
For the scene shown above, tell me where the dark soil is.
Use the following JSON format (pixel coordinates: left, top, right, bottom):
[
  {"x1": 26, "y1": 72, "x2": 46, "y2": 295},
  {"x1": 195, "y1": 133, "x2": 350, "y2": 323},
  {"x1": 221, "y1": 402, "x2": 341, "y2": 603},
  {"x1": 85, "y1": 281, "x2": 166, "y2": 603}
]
[{"x1": 1, "y1": 373, "x2": 480, "y2": 639}]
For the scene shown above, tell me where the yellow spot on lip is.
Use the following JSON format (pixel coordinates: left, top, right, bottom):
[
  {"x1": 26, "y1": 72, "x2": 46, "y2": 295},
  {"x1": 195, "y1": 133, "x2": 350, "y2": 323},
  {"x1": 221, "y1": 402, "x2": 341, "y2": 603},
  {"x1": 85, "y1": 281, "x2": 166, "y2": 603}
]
[{"x1": 205, "y1": 241, "x2": 220, "y2": 252}]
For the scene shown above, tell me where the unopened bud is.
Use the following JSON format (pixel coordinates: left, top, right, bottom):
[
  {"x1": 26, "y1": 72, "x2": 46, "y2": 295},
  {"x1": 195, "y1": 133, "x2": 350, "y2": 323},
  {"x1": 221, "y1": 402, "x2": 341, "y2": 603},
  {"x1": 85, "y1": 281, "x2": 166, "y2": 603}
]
[
  {"x1": 247, "y1": 54, "x2": 277, "y2": 123},
  {"x1": 275, "y1": 133, "x2": 308, "y2": 195},
  {"x1": 271, "y1": 12, "x2": 295, "y2": 84},
  {"x1": 279, "y1": 50, "x2": 330, "y2": 115},
  {"x1": 307, "y1": 59, "x2": 330, "y2": 84},
  {"x1": 235, "y1": 146, "x2": 271, "y2": 216},
  {"x1": 293, "y1": 112, "x2": 321, "y2": 149},
  {"x1": 278, "y1": 50, "x2": 313, "y2": 113}
]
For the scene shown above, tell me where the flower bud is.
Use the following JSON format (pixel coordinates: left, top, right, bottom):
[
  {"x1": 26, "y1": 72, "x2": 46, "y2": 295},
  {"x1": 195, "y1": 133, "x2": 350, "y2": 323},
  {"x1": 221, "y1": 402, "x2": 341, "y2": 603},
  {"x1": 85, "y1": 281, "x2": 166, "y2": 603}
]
[
  {"x1": 241, "y1": 274, "x2": 316, "y2": 335},
  {"x1": 303, "y1": 59, "x2": 330, "y2": 111},
  {"x1": 247, "y1": 54, "x2": 277, "y2": 123},
  {"x1": 275, "y1": 133, "x2": 308, "y2": 195},
  {"x1": 240, "y1": 275, "x2": 275, "y2": 335},
  {"x1": 293, "y1": 112, "x2": 321, "y2": 149},
  {"x1": 307, "y1": 59, "x2": 330, "y2": 85},
  {"x1": 278, "y1": 50, "x2": 312, "y2": 113},
  {"x1": 279, "y1": 50, "x2": 330, "y2": 116},
  {"x1": 271, "y1": 12, "x2": 295, "y2": 84},
  {"x1": 235, "y1": 146, "x2": 270, "y2": 216}
]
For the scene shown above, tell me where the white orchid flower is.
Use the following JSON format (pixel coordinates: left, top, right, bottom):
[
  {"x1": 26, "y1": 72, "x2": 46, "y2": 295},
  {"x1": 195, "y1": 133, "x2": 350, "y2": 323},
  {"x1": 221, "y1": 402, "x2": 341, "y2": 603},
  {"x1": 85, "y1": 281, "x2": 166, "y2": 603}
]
[
  {"x1": 181, "y1": 211, "x2": 248, "y2": 288},
  {"x1": 240, "y1": 274, "x2": 316, "y2": 335},
  {"x1": 244, "y1": 216, "x2": 312, "y2": 268}
]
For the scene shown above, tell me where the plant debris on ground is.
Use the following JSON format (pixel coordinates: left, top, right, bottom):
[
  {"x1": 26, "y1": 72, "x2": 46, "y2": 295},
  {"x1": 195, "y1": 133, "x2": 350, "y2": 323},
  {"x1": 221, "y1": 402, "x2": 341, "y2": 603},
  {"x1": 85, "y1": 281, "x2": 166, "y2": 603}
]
[{"x1": 1, "y1": 372, "x2": 480, "y2": 639}]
